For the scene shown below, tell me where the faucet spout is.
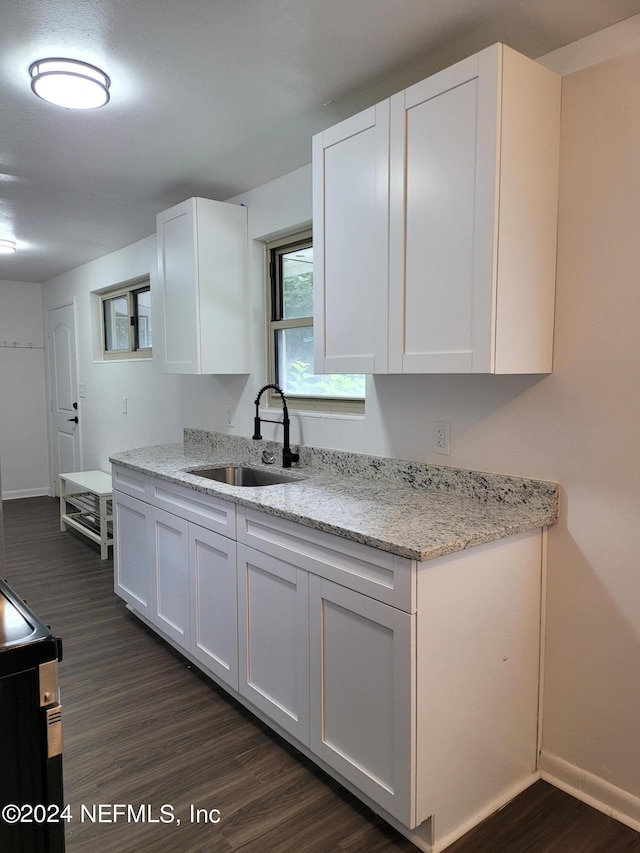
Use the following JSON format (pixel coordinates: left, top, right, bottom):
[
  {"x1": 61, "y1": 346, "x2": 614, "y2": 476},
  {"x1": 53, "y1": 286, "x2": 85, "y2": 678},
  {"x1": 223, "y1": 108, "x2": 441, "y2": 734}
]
[{"x1": 253, "y1": 384, "x2": 300, "y2": 468}]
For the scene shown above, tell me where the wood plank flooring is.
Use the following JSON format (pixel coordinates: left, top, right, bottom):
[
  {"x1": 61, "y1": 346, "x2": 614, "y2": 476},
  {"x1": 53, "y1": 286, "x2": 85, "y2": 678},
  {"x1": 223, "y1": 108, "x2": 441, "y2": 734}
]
[{"x1": 3, "y1": 496, "x2": 640, "y2": 853}]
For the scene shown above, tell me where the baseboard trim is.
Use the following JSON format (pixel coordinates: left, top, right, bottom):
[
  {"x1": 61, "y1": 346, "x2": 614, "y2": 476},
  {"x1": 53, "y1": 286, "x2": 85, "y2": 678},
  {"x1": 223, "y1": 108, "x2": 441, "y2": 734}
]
[
  {"x1": 2, "y1": 487, "x2": 51, "y2": 500},
  {"x1": 540, "y1": 749, "x2": 640, "y2": 833},
  {"x1": 428, "y1": 772, "x2": 540, "y2": 853}
]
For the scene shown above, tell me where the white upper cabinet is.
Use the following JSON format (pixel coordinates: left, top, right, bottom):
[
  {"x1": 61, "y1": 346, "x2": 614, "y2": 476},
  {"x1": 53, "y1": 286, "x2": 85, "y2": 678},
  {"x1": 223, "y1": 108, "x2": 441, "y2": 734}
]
[
  {"x1": 156, "y1": 197, "x2": 249, "y2": 374},
  {"x1": 313, "y1": 102, "x2": 390, "y2": 374},
  {"x1": 313, "y1": 43, "x2": 561, "y2": 375}
]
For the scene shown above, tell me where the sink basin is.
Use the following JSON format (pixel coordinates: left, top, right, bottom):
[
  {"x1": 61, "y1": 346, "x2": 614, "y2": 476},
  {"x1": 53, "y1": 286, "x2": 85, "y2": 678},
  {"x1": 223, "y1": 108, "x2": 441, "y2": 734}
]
[{"x1": 187, "y1": 465, "x2": 302, "y2": 487}]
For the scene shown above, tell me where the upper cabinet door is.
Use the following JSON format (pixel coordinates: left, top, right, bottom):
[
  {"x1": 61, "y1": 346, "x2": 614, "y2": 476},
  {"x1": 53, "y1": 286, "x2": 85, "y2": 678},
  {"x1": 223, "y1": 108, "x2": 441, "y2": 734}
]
[
  {"x1": 389, "y1": 44, "x2": 560, "y2": 374},
  {"x1": 313, "y1": 103, "x2": 390, "y2": 374},
  {"x1": 157, "y1": 202, "x2": 199, "y2": 372},
  {"x1": 156, "y1": 197, "x2": 249, "y2": 374},
  {"x1": 389, "y1": 52, "x2": 493, "y2": 373}
]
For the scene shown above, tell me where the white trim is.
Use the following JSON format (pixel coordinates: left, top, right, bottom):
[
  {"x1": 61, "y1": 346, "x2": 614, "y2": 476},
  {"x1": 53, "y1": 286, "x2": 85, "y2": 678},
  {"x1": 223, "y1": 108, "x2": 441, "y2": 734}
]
[
  {"x1": 540, "y1": 749, "x2": 640, "y2": 832},
  {"x1": 538, "y1": 14, "x2": 640, "y2": 75},
  {"x1": 427, "y1": 773, "x2": 540, "y2": 853},
  {"x1": 259, "y1": 406, "x2": 364, "y2": 423},
  {"x1": 536, "y1": 528, "x2": 549, "y2": 761},
  {"x1": 2, "y1": 487, "x2": 51, "y2": 500}
]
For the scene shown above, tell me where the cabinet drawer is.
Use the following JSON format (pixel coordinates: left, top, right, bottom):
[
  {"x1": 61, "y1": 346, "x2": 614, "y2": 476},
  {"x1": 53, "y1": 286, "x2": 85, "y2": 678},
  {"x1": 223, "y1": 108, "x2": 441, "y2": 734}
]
[
  {"x1": 146, "y1": 478, "x2": 236, "y2": 539},
  {"x1": 112, "y1": 464, "x2": 147, "y2": 501},
  {"x1": 237, "y1": 507, "x2": 415, "y2": 612}
]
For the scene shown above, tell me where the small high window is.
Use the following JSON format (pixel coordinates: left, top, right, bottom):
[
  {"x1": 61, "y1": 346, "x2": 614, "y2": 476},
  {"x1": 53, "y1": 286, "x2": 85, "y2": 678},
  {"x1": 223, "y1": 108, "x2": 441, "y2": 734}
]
[{"x1": 101, "y1": 281, "x2": 152, "y2": 359}]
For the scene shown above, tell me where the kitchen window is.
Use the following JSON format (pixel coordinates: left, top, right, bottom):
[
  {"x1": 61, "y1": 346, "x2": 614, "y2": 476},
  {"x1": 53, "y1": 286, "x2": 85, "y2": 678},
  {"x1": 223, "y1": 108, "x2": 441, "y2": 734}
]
[
  {"x1": 267, "y1": 232, "x2": 365, "y2": 412},
  {"x1": 101, "y1": 280, "x2": 152, "y2": 359}
]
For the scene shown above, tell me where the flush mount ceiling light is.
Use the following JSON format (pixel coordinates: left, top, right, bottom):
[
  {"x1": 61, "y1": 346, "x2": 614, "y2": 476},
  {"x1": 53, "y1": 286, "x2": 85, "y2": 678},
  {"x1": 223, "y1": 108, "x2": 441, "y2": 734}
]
[
  {"x1": 0, "y1": 238, "x2": 17, "y2": 254},
  {"x1": 29, "y1": 58, "x2": 110, "y2": 109}
]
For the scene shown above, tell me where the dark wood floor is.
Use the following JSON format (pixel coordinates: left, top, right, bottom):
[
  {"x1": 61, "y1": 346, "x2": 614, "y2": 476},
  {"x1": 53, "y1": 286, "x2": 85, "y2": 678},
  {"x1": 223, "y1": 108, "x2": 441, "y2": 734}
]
[{"x1": 3, "y1": 496, "x2": 640, "y2": 853}]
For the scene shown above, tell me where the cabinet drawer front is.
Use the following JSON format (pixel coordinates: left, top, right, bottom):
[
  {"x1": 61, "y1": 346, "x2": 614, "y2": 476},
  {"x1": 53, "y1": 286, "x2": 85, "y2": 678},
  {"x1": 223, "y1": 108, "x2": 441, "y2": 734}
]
[
  {"x1": 112, "y1": 464, "x2": 147, "y2": 500},
  {"x1": 147, "y1": 479, "x2": 236, "y2": 538},
  {"x1": 237, "y1": 508, "x2": 414, "y2": 611}
]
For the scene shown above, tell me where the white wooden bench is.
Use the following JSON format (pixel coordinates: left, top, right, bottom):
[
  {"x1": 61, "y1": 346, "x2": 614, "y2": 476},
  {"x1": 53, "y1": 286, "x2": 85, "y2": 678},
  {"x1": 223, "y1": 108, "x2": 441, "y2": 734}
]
[{"x1": 59, "y1": 470, "x2": 113, "y2": 560}]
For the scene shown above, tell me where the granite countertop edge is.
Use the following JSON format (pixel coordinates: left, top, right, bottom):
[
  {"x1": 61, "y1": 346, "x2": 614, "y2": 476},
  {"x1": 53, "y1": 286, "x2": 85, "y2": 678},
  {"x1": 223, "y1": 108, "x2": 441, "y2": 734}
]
[{"x1": 109, "y1": 434, "x2": 558, "y2": 562}]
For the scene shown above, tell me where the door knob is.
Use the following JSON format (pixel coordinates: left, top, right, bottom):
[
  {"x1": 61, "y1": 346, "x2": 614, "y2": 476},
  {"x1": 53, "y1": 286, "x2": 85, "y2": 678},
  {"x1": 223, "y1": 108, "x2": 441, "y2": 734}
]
[{"x1": 67, "y1": 416, "x2": 78, "y2": 423}]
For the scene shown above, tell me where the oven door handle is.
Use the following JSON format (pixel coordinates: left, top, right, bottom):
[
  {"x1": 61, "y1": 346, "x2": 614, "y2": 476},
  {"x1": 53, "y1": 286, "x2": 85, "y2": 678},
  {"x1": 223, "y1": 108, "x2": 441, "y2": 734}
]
[{"x1": 46, "y1": 703, "x2": 63, "y2": 759}]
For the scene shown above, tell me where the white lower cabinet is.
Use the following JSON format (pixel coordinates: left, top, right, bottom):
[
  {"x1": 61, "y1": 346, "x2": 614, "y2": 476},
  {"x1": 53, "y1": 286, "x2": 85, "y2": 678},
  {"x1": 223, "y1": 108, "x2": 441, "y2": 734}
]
[
  {"x1": 113, "y1": 472, "x2": 238, "y2": 688},
  {"x1": 113, "y1": 489, "x2": 152, "y2": 618},
  {"x1": 113, "y1": 469, "x2": 544, "y2": 853},
  {"x1": 237, "y1": 544, "x2": 310, "y2": 743},
  {"x1": 189, "y1": 523, "x2": 238, "y2": 690},
  {"x1": 309, "y1": 576, "x2": 416, "y2": 825},
  {"x1": 150, "y1": 505, "x2": 190, "y2": 647}
]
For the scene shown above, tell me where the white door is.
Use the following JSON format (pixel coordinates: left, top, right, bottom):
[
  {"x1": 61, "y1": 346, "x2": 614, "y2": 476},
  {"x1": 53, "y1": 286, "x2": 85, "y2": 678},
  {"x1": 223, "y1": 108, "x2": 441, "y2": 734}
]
[
  {"x1": 113, "y1": 490, "x2": 152, "y2": 617},
  {"x1": 237, "y1": 544, "x2": 309, "y2": 745},
  {"x1": 157, "y1": 200, "x2": 199, "y2": 373},
  {"x1": 388, "y1": 48, "x2": 499, "y2": 373},
  {"x1": 47, "y1": 304, "x2": 80, "y2": 493},
  {"x1": 312, "y1": 102, "x2": 390, "y2": 374},
  {"x1": 150, "y1": 506, "x2": 190, "y2": 649},
  {"x1": 189, "y1": 523, "x2": 238, "y2": 689},
  {"x1": 309, "y1": 576, "x2": 416, "y2": 826}
]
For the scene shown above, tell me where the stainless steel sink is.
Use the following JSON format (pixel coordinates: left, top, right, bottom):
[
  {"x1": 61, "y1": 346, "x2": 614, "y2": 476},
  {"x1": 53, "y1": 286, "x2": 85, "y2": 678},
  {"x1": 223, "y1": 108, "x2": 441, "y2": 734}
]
[{"x1": 187, "y1": 465, "x2": 303, "y2": 486}]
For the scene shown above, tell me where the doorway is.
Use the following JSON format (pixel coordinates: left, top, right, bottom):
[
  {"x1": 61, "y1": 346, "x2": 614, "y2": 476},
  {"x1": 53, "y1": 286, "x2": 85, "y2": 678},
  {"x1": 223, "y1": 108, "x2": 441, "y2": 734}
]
[{"x1": 47, "y1": 304, "x2": 80, "y2": 495}]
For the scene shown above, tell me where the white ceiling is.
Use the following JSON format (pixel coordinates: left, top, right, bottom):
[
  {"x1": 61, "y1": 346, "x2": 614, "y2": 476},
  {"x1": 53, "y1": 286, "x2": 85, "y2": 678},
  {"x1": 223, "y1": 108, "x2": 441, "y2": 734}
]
[{"x1": 1, "y1": 0, "x2": 639, "y2": 284}]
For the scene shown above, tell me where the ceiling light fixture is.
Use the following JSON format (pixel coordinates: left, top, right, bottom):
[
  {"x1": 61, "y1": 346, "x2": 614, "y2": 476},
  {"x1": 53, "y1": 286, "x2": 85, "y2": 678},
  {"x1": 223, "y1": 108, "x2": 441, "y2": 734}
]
[
  {"x1": 0, "y1": 238, "x2": 17, "y2": 254},
  {"x1": 29, "y1": 58, "x2": 110, "y2": 109}
]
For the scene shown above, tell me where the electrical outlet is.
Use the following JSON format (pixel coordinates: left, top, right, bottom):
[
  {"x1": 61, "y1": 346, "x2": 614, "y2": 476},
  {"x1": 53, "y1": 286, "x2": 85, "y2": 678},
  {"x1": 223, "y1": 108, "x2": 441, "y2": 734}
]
[
  {"x1": 121, "y1": 397, "x2": 128, "y2": 415},
  {"x1": 225, "y1": 406, "x2": 234, "y2": 427},
  {"x1": 434, "y1": 421, "x2": 451, "y2": 455}
]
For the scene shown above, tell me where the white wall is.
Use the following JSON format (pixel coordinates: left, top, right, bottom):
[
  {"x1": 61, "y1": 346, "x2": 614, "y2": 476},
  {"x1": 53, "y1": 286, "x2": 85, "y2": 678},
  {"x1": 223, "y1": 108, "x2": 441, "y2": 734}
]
[
  {"x1": 540, "y1": 48, "x2": 640, "y2": 809},
  {"x1": 0, "y1": 280, "x2": 49, "y2": 497},
  {"x1": 41, "y1": 236, "x2": 183, "y2": 480}
]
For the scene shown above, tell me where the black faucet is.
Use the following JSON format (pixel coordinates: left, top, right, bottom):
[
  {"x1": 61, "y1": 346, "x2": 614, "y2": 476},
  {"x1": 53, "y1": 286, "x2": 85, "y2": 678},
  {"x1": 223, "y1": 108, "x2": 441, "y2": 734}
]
[{"x1": 253, "y1": 384, "x2": 300, "y2": 468}]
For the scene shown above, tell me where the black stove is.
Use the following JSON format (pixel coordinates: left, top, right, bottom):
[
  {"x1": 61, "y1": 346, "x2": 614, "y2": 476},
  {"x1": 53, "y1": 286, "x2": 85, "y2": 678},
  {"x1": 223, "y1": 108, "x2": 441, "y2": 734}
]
[{"x1": 0, "y1": 576, "x2": 64, "y2": 852}]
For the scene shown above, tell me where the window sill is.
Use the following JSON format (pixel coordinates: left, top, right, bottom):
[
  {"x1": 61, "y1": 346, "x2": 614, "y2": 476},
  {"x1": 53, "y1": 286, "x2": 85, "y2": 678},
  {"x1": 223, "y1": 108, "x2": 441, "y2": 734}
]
[
  {"x1": 260, "y1": 406, "x2": 365, "y2": 422},
  {"x1": 94, "y1": 356, "x2": 153, "y2": 364}
]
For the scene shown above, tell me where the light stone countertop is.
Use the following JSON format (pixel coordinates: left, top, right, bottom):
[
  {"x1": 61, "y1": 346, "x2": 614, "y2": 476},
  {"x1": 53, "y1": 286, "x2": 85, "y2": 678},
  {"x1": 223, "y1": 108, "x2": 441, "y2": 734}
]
[{"x1": 109, "y1": 429, "x2": 558, "y2": 562}]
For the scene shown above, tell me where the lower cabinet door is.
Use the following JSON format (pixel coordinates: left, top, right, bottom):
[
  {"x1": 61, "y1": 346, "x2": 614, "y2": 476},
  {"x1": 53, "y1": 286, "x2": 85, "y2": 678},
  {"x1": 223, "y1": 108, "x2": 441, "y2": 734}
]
[
  {"x1": 113, "y1": 490, "x2": 152, "y2": 617},
  {"x1": 189, "y1": 523, "x2": 238, "y2": 690},
  {"x1": 150, "y1": 506, "x2": 190, "y2": 649},
  {"x1": 237, "y1": 544, "x2": 309, "y2": 745},
  {"x1": 309, "y1": 576, "x2": 416, "y2": 827}
]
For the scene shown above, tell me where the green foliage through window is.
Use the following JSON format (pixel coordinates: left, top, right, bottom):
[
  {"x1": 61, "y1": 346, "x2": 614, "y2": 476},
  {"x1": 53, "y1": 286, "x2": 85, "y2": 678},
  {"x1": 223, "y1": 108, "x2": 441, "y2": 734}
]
[{"x1": 268, "y1": 234, "x2": 365, "y2": 408}]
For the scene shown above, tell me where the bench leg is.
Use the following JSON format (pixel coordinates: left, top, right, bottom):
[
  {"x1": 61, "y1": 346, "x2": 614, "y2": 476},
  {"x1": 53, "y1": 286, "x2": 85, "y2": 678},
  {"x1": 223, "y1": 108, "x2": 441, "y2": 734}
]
[
  {"x1": 59, "y1": 477, "x2": 67, "y2": 532},
  {"x1": 99, "y1": 494, "x2": 109, "y2": 560}
]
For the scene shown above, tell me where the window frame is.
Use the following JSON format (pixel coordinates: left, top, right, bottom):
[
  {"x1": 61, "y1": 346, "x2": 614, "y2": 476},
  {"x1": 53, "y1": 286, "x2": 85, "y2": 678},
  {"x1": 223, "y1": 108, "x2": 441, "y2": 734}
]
[
  {"x1": 101, "y1": 279, "x2": 152, "y2": 360},
  {"x1": 266, "y1": 231, "x2": 364, "y2": 414}
]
